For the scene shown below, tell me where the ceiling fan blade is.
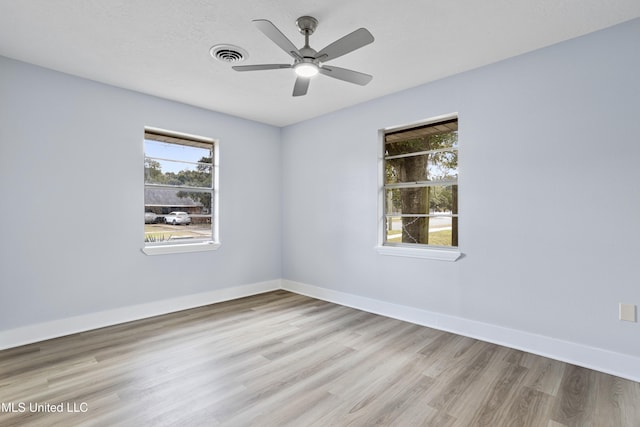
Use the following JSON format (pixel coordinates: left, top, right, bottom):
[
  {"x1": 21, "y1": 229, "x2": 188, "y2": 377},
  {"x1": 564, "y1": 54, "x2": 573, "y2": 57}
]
[
  {"x1": 292, "y1": 76, "x2": 310, "y2": 97},
  {"x1": 316, "y1": 28, "x2": 374, "y2": 62},
  {"x1": 253, "y1": 19, "x2": 302, "y2": 60},
  {"x1": 319, "y1": 66, "x2": 372, "y2": 86},
  {"x1": 232, "y1": 64, "x2": 292, "y2": 71}
]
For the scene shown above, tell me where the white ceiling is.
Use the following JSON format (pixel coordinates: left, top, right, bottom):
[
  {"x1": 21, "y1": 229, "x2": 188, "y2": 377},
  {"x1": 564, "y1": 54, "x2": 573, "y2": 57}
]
[{"x1": 1, "y1": 0, "x2": 639, "y2": 127}]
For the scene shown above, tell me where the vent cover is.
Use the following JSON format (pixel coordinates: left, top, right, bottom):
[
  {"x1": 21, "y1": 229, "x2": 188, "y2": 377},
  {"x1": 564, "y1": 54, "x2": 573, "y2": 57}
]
[{"x1": 210, "y1": 44, "x2": 248, "y2": 63}]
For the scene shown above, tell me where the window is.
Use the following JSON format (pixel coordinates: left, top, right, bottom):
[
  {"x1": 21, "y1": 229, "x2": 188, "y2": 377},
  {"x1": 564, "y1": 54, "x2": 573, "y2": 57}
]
[
  {"x1": 142, "y1": 127, "x2": 219, "y2": 255},
  {"x1": 378, "y1": 116, "x2": 459, "y2": 260}
]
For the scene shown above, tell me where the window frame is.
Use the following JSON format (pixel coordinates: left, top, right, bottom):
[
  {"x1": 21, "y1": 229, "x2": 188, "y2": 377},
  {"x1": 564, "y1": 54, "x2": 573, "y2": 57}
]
[
  {"x1": 375, "y1": 114, "x2": 461, "y2": 261},
  {"x1": 142, "y1": 126, "x2": 220, "y2": 255}
]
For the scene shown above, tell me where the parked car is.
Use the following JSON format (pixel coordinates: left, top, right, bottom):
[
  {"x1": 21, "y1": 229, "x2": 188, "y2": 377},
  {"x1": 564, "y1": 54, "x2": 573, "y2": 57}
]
[
  {"x1": 164, "y1": 211, "x2": 191, "y2": 225},
  {"x1": 144, "y1": 211, "x2": 157, "y2": 224}
]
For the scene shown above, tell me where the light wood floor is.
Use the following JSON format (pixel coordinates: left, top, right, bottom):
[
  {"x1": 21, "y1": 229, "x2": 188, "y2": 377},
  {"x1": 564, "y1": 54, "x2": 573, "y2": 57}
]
[{"x1": 1, "y1": 291, "x2": 638, "y2": 426}]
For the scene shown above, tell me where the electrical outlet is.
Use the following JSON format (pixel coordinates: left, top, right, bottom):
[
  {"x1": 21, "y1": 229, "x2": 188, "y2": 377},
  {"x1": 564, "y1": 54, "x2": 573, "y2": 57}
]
[{"x1": 619, "y1": 303, "x2": 637, "y2": 322}]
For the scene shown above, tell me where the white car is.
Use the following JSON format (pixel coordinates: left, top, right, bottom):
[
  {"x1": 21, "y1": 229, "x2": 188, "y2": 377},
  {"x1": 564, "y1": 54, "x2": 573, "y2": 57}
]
[
  {"x1": 164, "y1": 211, "x2": 191, "y2": 225},
  {"x1": 144, "y1": 211, "x2": 158, "y2": 224}
]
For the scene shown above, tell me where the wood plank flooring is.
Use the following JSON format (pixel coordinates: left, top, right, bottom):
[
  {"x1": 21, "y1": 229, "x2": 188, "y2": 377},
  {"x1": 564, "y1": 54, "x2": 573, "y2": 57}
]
[{"x1": 1, "y1": 290, "x2": 638, "y2": 426}]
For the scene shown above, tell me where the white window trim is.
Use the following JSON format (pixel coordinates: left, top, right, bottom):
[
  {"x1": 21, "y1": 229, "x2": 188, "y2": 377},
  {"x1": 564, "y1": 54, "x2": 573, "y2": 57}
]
[
  {"x1": 374, "y1": 244, "x2": 461, "y2": 261},
  {"x1": 142, "y1": 241, "x2": 221, "y2": 256},
  {"x1": 142, "y1": 127, "x2": 221, "y2": 256},
  {"x1": 375, "y1": 113, "x2": 461, "y2": 261}
]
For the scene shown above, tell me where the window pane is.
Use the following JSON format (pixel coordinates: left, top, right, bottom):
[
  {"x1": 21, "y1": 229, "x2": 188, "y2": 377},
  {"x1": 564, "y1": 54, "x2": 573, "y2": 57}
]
[
  {"x1": 385, "y1": 185, "x2": 458, "y2": 215},
  {"x1": 144, "y1": 139, "x2": 212, "y2": 188},
  {"x1": 383, "y1": 117, "x2": 458, "y2": 249},
  {"x1": 385, "y1": 129, "x2": 458, "y2": 156},
  {"x1": 145, "y1": 157, "x2": 212, "y2": 188},
  {"x1": 385, "y1": 151, "x2": 457, "y2": 184},
  {"x1": 145, "y1": 220, "x2": 212, "y2": 244},
  {"x1": 145, "y1": 139, "x2": 211, "y2": 164},
  {"x1": 430, "y1": 185, "x2": 458, "y2": 214},
  {"x1": 385, "y1": 139, "x2": 431, "y2": 156},
  {"x1": 145, "y1": 187, "x2": 211, "y2": 214},
  {"x1": 428, "y1": 151, "x2": 457, "y2": 180},
  {"x1": 143, "y1": 131, "x2": 216, "y2": 248},
  {"x1": 144, "y1": 186, "x2": 212, "y2": 243},
  {"x1": 385, "y1": 215, "x2": 457, "y2": 247},
  {"x1": 384, "y1": 216, "x2": 403, "y2": 243},
  {"x1": 386, "y1": 187, "x2": 428, "y2": 215},
  {"x1": 386, "y1": 154, "x2": 428, "y2": 184}
]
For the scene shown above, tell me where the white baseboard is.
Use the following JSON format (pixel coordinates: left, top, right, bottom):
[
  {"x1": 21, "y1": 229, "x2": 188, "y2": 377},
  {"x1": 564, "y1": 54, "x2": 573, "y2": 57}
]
[
  {"x1": 3, "y1": 278, "x2": 638, "y2": 383},
  {"x1": 0, "y1": 279, "x2": 281, "y2": 351},
  {"x1": 281, "y1": 279, "x2": 640, "y2": 383}
]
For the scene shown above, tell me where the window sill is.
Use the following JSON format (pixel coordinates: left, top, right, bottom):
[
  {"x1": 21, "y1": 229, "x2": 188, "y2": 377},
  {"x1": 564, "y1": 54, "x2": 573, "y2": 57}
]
[
  {"x1": 142, "y1": 241, "x2": 221, "y2": 256},
  {"x1": 375, "y1": 245, "x2": 461, "y2": 261}
]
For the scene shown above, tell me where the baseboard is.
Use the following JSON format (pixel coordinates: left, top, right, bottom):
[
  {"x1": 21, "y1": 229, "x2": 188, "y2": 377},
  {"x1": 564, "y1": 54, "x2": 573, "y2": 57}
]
[
  {"x1": 281, "y1": 279, "x2": 640, "y2": 383},
  {"x1": 0, "y1": 279, "x2": 281, "y2": 350},
  {"x1": 3, "y1": 278, "x2": 638, "y2": 383}
]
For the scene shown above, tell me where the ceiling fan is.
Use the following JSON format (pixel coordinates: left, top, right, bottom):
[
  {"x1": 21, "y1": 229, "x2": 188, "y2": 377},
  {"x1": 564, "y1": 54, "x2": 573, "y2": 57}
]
[{"x1": 233, "y1": 16, "x2": 374, "y2": 96}]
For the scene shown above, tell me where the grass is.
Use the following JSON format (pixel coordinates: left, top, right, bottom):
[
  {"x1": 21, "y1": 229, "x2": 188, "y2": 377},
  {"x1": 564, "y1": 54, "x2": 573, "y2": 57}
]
[
  {"x1": 387, "y1": 229, "x2": 452, "y2": 246},
  {"x1": 144, "y1": 234, "x2": 173, "y2": 243},
  {"x1": 144, "y1": 224, "x2": 211, "y2": 241}
]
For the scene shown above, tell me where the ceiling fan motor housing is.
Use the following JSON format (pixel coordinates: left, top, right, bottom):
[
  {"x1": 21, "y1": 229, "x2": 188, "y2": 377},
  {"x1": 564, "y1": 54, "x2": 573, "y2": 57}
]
[
  {"x1": 295, "y1": 16, "x2": 320, "y2": 72},
  {"x1": 296, "y1": 16, "x2": 318, "y2": 35}
]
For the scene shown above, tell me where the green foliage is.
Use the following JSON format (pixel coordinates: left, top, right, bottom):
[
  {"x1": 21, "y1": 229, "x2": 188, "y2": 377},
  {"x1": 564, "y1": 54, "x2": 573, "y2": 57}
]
[
  {"x1": 145, "y1": 156, "x2": 212, "y2": 187},
  {"x1": 385, "y1": 132, "x2": 458, "y2": 213},
  {"x1": 429, "y1": 186, "x2": 456, "y2": 212},
  {"x1": 144, "y1": 158, "x2": 164, "y2": 182},
  {"x1": 144, "y1": 234, "x2": 172, "y2": 243},
  {"x1": 385, "y1": 132, "x2": 458, "y2": 182},
  {"x1": 144, "y1": 156, "x2": 212, "y2": 210}
]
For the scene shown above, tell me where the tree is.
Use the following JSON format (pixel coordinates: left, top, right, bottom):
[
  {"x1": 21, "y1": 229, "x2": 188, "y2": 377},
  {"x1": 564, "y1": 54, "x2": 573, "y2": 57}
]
[
  {"x1": 385, "y1": 131, "x2": 457, "y2": 245},
  {"x1": 176, "y1": 156, "x2": 212, "y2": 211},
  {"x1": 144, "y1": 158, "x2": 164, "y2": 183}
]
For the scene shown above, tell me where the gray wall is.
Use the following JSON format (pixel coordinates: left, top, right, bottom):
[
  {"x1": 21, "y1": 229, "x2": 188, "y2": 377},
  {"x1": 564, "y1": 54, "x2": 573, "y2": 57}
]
[
  {"x1": 281, "y1": 19, "x2": 640, "y2": 358},
  {"x1": 0, "y1": 57, "x2": 282, "y2": 330},
  {"x1": 1, "y1": 18, "x2": 639, "y2": 367}
]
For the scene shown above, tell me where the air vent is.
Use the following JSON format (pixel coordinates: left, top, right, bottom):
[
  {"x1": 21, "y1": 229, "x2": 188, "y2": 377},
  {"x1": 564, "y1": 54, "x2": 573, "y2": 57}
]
[{"x1": 210, "y1": 44, "x2": 248, "y2": 63}]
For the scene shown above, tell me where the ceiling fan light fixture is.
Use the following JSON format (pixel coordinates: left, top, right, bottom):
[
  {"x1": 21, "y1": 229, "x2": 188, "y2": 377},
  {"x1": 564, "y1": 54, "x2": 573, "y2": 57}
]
[
  {"x1": 232, "y1": 17, "x2": 374, "y2": 96},
  {"x1": 294, "y1": 62, "x2": 319, "y2": 77}
]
